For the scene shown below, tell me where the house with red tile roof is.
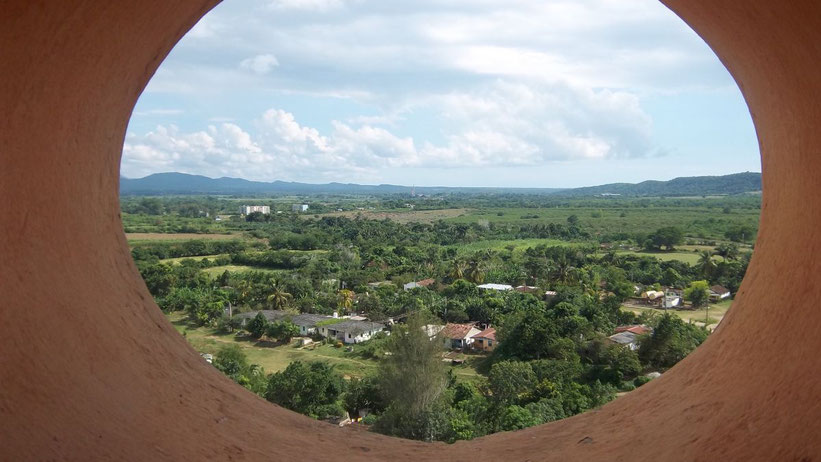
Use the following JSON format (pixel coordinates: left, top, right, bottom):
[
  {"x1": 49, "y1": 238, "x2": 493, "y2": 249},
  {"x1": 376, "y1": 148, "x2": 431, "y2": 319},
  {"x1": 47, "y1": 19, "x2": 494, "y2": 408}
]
[
  {"x1": 441, "y1": 323, "x2": 481, "y2": 350},
  {"x1": 472, "y1": 327, "x2": 497, "y2": 352},
  {"x1": 403, "y1": 278, "x2": 435, "y2": 291},
  {"x1": 614, "y1": 325, "x2": 652, "y2": 336}
]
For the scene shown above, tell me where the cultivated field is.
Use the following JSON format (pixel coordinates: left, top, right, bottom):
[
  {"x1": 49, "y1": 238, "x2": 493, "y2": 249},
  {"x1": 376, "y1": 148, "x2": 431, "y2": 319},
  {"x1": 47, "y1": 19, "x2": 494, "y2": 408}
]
[
  {"x1": 201, "y1": 265, "x2": 286, "y2": 277},
  {"x1": 444, "y1": 205, "x2": 759, "y2": 241},
  {"x1": 311, "y1": 208, "x2": 469, "y2": 224},
  {"x1": 126, "y1": 232, "x2": 241, "y2": 241}
]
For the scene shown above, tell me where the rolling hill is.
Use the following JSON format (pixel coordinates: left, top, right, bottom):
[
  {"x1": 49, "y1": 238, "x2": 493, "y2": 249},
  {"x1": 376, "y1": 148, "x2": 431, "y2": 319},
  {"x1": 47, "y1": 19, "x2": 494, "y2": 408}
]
[{"x1": 119, "y1": 171, "x2": 761, "y2": 197}]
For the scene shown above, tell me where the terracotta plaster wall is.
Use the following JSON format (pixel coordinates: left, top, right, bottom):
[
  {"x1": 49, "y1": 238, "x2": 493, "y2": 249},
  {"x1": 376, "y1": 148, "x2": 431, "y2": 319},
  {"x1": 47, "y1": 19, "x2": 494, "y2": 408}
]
[{"x1": 1, "y1": 0, "x2": 820, "y2": 460}]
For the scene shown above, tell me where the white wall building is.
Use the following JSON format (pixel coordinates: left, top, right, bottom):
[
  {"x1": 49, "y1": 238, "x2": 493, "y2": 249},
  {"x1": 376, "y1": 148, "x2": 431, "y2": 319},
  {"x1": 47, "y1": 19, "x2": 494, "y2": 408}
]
[
  {"x1": 291, "y1": 204, "x2": 309, "y2": 212},
  {"x1": 239, "y1": 205, "x2": 270, "y2": 215},
  {"x1": 317, "y1": 320, "x2": 385, "y2": 344},
  {"x1": 477, "y1": 283, "x2": 514, "y2": 291}
]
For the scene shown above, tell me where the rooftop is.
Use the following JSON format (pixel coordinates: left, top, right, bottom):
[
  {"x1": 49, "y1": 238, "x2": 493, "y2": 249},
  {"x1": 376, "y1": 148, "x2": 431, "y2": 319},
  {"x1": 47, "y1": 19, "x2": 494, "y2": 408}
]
[
  {"x1": 477, "y1": 283, "x2": 513, "y2": 291},
  {"x1": 291, "y1": 313, "x2": 333, "y2": 327},
  {"x1": 324, "y1": 320, "x2": 385, "y2": 335},
  {"x1": 233, "y1": 310, "x2": 289, "y2": 322},
  {"x1": 441, "y1": 323, "x2": 478, "y2": 339},
  {"x1": 472, "y1": 327, "x2": 496, "y2": 341},
  {"x1": 608, "y1": 331, "x2": 638, "y2": 345}
]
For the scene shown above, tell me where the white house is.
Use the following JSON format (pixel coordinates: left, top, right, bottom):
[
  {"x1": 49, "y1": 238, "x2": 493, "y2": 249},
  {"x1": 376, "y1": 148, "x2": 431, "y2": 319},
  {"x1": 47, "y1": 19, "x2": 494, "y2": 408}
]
[
  {"x1": 317, "y1": 320, "x2": 385, "y2": 344},
  {"x1": 477, "y1": 283, "x2": 514, "y2": 291},
  {"x1": 709, "y1": 285, "x2": 731, "y2": 301},
  {"x1": 291, "y1": 204, "x2": 309, "y2": 212},
  {"x1": 290, "y1": 313, "x2": 333, "y2": 336},
  {"x1": 239, "y1": 205, "x2": 270, "y2": 215},
  {"x1": 441, "y1": 323, "x2": 482, "y2": 350}
]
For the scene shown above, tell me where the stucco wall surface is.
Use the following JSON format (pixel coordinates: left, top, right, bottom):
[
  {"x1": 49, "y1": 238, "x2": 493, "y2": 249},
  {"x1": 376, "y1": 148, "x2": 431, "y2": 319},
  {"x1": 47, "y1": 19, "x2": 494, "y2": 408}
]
[{"x1": 1, "y1": 1, "x2": 820, "y2": 460}]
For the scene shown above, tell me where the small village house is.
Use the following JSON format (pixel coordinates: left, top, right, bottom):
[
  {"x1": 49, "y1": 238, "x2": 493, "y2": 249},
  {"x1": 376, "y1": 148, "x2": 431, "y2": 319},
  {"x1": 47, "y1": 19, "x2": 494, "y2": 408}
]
[
  {"x1": 471, "y1": 327, "x2": 497, "y2": 352},
  {"x1": 608, "y1": 325, "x2": 652, "y2": 351},
  {"x1": 291, "y1": 204, "x2": 309, "y2": 212},
  {"x1": 317, "y1": 320, "x2": 385, "y2": 344},
  {"x1": 607, "y1": 331, "x2": 641, "y2": 351},
  {"x1": 477, "y1": 283, "x2": 514, "y2": 292},
  {"x1": 441, "y1": 323, "x2": 482, "y2": 350},
  {"x1": 290, "y1": 313, "x2": 332, "y2": 336},
  {"x1": 232, "y1": 310, "x2": 289, "y2": 327},
  {"x1": 403, "y1": 278, "x2": 435, "y2": 291},
  {"x1": 709, "y1": 285, "x2": 731, "y2": 301}
]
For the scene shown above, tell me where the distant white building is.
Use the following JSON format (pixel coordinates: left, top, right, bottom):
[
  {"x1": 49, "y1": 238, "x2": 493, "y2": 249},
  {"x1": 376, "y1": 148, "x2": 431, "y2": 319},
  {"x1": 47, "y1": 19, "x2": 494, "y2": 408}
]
[
  {"x1": 317, "y1": 320, "x2": 385, "y2": 344},
  {"x1": 709, "y1": 285, "x2": 731, "y2": 301},
  {"x1": 477, "y1": 283, "x2": 514, "y2": 291},
  {"x1": 292, "y1": 204, "x2": 309, "y2": 213},
  {"x1": 239, "y1": 205, "x2": 270, "y2": 215}
]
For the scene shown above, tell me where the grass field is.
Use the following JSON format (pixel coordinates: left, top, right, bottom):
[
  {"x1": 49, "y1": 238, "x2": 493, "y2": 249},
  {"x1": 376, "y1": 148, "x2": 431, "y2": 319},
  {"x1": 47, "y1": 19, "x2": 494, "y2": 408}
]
[
  {"x1": 311, "y1": 208, "x2": 469, "y2": 224},
  {"x1": 160, "y1": 254, "x2": 230, "y2": 264},
  {"x1": 126, "y1": 232, "x2": 242, "y2": 242},
  {"x1": 443, "y1": 205, "x2": 759, "y2": 241},
  {"x1": 201, "y1": 265, "x2": 287, "y2": 277},
  {"x1": 448, "y1": 238, "x2": 578, "y2": 255},
  {"x1": 622, "y1": 299, "x2": 733, "y2": 329},
  {"x1": 615, "y1": 250, "x2": 706, "y2": 265},
  {"x1": 166, "y1": 312, "x2": 482, "y2": 381}
]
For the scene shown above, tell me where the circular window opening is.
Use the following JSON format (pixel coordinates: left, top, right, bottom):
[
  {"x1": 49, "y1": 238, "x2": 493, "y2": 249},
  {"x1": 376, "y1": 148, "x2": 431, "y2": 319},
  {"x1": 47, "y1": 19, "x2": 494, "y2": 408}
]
[{"x1": 121, "y1": 0, "x2": 760, "y2": 443}]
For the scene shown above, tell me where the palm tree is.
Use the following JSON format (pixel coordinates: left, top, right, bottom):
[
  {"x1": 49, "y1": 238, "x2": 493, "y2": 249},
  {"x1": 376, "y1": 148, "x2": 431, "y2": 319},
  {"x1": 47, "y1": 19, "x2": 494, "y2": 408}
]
[
  {"x1": 337, "y1": 289, "x2": 355, "y2": 314},
  {"x1": 448, "y1": 260, "x2": 467, "y2": 281},
  {"x1": 697, "y1": 251, "x2": 717, "y2": 278},
  {"x1": 266, "y1": 279, "x2": 292, "y2": 310},
  {"x1": 551, "y1": 253, "x2": 576, "y2": 285},
  {"x1": 235, "y1": 280, "x2": 252, "y2": 305},
  {"x1": 715, "y1": 243, "x2": 740, "y2": 261},
  {"x1": 466, "y1": 260, "x2": 484, "y2": 284}
]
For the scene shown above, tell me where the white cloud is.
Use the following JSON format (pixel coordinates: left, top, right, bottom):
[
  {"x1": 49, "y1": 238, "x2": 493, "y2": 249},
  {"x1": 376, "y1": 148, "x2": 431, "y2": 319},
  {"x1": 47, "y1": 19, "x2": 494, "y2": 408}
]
[
  {"x1": 126, "y1": 0, "x2": 757, "y2": 185},
  {"x1": 124, "y1": 78, "x2": 652, "y2": 182},
  {"x1": 239, "y1": 54, "x2": 280, "y2": 75}
]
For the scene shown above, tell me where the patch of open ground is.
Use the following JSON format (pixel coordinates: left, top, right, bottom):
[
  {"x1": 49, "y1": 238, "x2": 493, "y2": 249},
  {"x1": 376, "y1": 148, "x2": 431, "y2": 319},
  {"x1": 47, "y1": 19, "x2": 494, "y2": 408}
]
[
  {"x1": 126, "y1": 232, "x2": 241, "y2": 241},
  {"x1": 449, "y1": 238, "x2": 579, "y2": 255},
  {"x1": 621, "y1": 299, "x2": 733, "y2": 330},
  {"x1": 201, "y1": 265, "x2": 286, "y2": 277},
  {"x1": 615, "y1": 249, "x2": 713, "y2": 265},
  {"x1": 160, "y1": 254, "x2": 230, "y2": 264},
  {"x1": 310, "y1": 208, "x2": 469, "y2": 224},
  {"x1": 165, "y1": 312, "x2": 481, "y2": 381}
]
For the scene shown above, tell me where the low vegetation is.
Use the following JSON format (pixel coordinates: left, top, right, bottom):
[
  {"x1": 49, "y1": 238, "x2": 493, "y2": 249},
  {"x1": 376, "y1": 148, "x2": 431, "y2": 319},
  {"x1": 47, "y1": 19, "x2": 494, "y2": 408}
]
[{"x1": 127, "y1": 192, "x2": 754, "y2": 443}]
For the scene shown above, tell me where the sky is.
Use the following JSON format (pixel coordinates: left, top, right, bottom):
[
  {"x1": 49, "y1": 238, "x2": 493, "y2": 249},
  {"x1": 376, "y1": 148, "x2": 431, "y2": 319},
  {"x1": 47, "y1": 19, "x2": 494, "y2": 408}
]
[{"x1": 123, "y1": 0, "x2": 761, "y2": 188}]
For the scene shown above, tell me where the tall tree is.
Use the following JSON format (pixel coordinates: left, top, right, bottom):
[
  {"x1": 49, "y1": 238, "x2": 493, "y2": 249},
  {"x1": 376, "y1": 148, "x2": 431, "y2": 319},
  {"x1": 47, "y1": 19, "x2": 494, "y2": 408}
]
[
  {"x1": 448, "y1": 260, "x2": 466, "y2": 281},
  {"x1": 336, "y1": 289, "x2": 355, "y2": 314},
  {"x1": 266, "y1": 279, "x2": 292, "y2": 310},
  {"x1": 375, "y1": 314, "x2": 448, "y2": 440},
  {"x1": 696, "y1": 251, "x2": 717, "y2": 279}
]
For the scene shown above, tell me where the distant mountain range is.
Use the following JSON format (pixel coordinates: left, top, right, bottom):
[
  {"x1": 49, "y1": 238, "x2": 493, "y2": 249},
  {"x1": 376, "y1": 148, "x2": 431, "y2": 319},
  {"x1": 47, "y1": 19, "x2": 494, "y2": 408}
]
[
  {"x1": 559, "y1": 172, "x2": 762, "y2": 197},
  {"x1": 119, "y1": 171, "x2": 761, "y2": 197}
]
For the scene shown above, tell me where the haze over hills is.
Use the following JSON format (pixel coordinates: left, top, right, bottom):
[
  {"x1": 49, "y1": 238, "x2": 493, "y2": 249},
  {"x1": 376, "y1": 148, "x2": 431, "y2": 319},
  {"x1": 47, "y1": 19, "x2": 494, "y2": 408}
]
[{"x1": 119, "y1": 172, "x2": 761, "y2": 197}]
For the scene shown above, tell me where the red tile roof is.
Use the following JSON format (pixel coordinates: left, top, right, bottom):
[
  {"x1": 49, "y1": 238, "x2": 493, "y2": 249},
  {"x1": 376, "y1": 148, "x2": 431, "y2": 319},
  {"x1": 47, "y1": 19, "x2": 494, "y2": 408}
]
[
  {"x1": 614, "y1": 325, "x2": 651, "y2": 335},
  {"x1": 417, "y1": 278, "x2": 435, "y2": 287},
  {"x1": 472, "y1": 327, "x2": 496, "y2": 341},
  {"x1": 441, "y1": 323, "x2": 477, "y2": 339}
]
